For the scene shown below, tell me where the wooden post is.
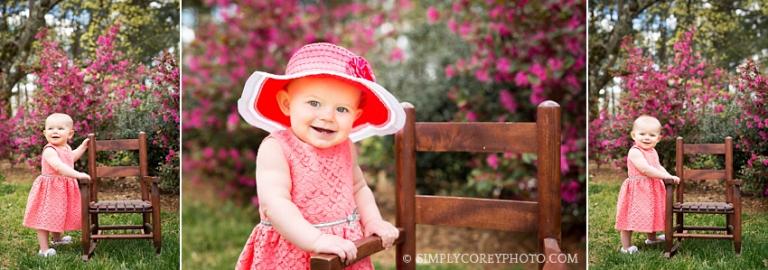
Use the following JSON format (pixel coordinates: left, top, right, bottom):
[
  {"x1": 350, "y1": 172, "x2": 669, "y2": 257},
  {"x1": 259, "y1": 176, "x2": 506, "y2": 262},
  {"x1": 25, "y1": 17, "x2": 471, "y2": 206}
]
[
  {"x1": 139, "y1": 132, "x2": 151, "y2": 233},
  {"x1": 395, "y1": 102, "x2": 416, "y2": 270},
  {"x1": 536, "y1": 101, "x2": 561, "y2": 257}
]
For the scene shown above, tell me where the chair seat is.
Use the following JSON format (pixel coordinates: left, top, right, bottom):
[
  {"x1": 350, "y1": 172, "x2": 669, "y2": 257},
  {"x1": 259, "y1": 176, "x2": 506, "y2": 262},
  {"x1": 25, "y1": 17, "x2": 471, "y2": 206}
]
[
  {"x1": 673, "y1": 202, "x2": 733, "y2": 214},
  {"x1": 90, "y1": 200, "x2": 153, "y2": 213}
]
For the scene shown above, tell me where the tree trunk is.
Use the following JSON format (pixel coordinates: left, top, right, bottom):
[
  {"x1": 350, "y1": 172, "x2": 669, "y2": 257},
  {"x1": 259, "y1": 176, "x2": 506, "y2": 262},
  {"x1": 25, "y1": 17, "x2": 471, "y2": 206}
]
[
  {"x1": 589, "y1": 0, "x2": 662, "y2": 109},
  {"x1": 0, "y1": 0, "x2": 64, "y2": 113}
]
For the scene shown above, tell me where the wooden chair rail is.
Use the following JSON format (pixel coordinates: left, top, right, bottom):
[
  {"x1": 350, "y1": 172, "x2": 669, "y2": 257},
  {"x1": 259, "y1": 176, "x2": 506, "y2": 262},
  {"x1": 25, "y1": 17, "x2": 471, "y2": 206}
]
[
  {"x1": 94, "y1": 139, "x2": 140, "y2": 151},
  {"x1": 310, "y1": 228, "x2": 406, "y2": 270},
  {"x1": 96, "y1": 166, "x2": 141, "y2": 178},
  {"x1": 414, "y1": 122, "x2": 537, "y2": 153},
  {"x1": 414, "y1": 195, "x2": 539, "y2": 232},
  {"x1": 682, "y1": 143, "x2": 726, "y2": 154},
  {"x1": 682, "y1": 169, "x2": 726, "y2": 181}
]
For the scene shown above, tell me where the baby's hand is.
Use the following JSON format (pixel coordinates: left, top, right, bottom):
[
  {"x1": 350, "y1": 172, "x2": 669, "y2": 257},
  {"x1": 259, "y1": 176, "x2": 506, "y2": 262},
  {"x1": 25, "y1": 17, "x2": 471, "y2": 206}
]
[
  {"x1": 312, "y1": 233, "x2": 357, "y2": 265},
  {"x1": 364, "y1": 220, "x2": 400, "y2": 249},
  {"x1": 77, "y1": 172, "x2": 91, "y2": 181},
  {"x1": 670, "y1": 176, "x2": 680, "y2": 184},
  {"x1": 80, "y1": 138, "x2": 90, "y2": 149}
]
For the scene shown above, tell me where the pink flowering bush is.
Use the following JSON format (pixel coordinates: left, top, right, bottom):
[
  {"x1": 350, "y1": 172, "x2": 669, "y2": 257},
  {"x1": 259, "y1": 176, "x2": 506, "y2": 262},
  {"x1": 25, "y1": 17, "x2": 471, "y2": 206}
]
[
  {"x1": 8, "y1": 25, "x2": 179, "y2": 192},
  {"x1": 433, "y1": 0, "x2": 586, "y2": 225},
  {"x1": 734, "y1": 60, "x2": 768, "y2": 195},
  {"x1": 590, "y1": 28, "x2": 767, "y2": 196}
]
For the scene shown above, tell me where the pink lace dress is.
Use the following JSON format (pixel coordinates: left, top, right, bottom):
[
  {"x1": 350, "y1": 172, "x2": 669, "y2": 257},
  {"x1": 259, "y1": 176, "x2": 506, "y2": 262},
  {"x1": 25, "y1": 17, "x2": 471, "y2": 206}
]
[
  {"x1": 23, "y1": 144, "x2": 82, "y2": 232},
  {"x1": 236, "y1": 130, "x2": 373, "y2": 270},
  {"x1": 614, "y1": 144, "x2": 666, "y2": 232}
]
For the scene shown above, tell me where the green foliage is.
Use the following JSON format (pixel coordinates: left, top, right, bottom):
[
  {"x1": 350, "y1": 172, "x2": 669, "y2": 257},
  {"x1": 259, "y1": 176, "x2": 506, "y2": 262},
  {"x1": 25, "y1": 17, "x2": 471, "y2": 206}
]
[{"x1": 739, "y1": 156, "x2": 768, "y2": 196}]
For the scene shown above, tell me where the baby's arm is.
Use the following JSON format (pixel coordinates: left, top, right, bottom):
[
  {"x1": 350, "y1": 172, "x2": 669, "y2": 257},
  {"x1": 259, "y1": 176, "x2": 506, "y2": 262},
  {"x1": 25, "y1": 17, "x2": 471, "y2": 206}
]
[
  {"x1": 628, "y1": 148, "x2": 679, "y2": 182},
  {"x1": 351, "y1": 144, "x2": 400, "y2": 248},
  {"x1": 42, "y1": 148, "x2": 90, "y2": 180},
  {"x1": 256, "y1": 138, "x2": 357, "y2": 262},
  {"x1": 71, "y1": 138, "x2": 90, "y2": 161}
]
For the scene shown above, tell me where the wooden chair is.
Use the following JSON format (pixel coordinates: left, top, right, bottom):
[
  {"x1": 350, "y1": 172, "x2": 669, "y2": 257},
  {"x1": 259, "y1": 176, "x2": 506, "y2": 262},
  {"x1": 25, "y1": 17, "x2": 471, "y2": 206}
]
[
  {"x1": 311, "y1": 101, "x2": 565, "y2": 270},
  {"x1": 664, "y1": 136, "x2": 741, "y2": 258},
  {"x1": 79, "y1": 132, "x2": 162, "y2": 261}
]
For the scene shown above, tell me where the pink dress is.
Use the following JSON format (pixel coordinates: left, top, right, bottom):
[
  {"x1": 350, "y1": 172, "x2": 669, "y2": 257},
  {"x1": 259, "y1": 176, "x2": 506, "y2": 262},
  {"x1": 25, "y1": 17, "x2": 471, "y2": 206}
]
[
  {"x1": 236, "y1": 130, "x2": 373, "y2": 270},
  {"x1": 23, "y1": 144, "x2": 82, "y2": 232},
  {"x1": 614, "y1": 144, "x2": 666, "y2": 232}
]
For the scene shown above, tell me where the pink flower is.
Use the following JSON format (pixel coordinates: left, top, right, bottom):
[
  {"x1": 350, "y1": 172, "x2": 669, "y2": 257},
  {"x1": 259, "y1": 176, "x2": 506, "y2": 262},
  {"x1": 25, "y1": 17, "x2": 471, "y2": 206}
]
[
  {"x1": 459, "y1": 23, "x2": 472, "y2": 38},
  {"x1": 499, "y1": 89, "x2": 517, "y2": 113},
  {"x1": 474, "y1": 69, "x2": 490, "y2": 82},
  {"x1": 202, "y1": 147, "x2": 215, "y2": 159},
  {"x1": 530, "y1": 84, "x2": 546, "y2": 105},
  {"x1": 496, "y1": 58, "x2": 510, "y2": 73},
  {"x1": 466, "y1": 111, "x2": 477, "y2": 121},
  {"x1": 444, "y1": 65, "x2": 455, "y2": 78},
  {"x1": 447, "y1": 19, "x2": 458, "y2": 33},
  {"x1": 547, "y1": 58, "x2": 563, "y2": 72},
  {"x1": 486, "y1": 154, "x2": 499, "y2": 169},
  {"x1": 346, "y1": 56, "x2": 376, "y2": 82},
  {"x1": 426, "y1": 6, "x2": 440, "y2": 24},
  {"x1": 390, "y1": 47, "x2": 404, "y2": 62},
  {"x1": 514, "y1": 71, "x2": 529, "y2": 87},
  {"x1": 561, "y1": 180, "x2": 580, "y2": 204},
  {"x1": 530, "y1": 63, "x2": 547, "y2": 82}
]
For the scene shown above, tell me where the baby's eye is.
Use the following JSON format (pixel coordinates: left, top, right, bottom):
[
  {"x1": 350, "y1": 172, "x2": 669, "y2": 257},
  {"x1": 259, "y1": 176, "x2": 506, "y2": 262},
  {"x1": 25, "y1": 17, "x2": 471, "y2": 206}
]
[
  {"x1": 307, "y1": 100, "x2": 320, "y2": 107},
  {"x1": 336, "y1": 107, "x2": 349, "y2": 113}
]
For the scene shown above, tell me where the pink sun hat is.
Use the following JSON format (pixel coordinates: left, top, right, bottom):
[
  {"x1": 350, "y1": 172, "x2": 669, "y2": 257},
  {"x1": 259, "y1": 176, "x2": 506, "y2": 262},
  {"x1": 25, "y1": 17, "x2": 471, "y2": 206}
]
[{"x1": 238, "y1": 43, "x2": 406, "y2": 142}]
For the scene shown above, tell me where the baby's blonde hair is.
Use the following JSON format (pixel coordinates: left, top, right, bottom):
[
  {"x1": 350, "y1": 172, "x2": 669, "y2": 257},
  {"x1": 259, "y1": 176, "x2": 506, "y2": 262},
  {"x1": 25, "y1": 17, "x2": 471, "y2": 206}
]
[
  {"x1": 632, "y1": 115, "x2": 662, "y2": 132},
  {"x1": 45, "y1": 113, "x2": 74, "y2": 128}
]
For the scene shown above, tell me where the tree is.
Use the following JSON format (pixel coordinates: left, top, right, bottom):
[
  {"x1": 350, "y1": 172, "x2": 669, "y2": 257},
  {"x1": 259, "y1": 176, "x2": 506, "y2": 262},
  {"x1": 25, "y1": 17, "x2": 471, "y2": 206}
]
[{"x1": 0, "y1": 0, "x2": 63, "y2": 113}]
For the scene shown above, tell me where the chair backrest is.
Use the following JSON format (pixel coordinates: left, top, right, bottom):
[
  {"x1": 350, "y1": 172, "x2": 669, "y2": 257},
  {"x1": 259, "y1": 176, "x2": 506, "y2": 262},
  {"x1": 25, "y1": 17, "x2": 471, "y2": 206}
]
[
  {"x1": 86, "y1": 132, "x2": 149, "y2": 202},
  {"x1": 395, "y1": 101, "x2": 561, "y2": 269},
  {"x1": 675, "y1": 136, "x2": 733, "y2": 203}
]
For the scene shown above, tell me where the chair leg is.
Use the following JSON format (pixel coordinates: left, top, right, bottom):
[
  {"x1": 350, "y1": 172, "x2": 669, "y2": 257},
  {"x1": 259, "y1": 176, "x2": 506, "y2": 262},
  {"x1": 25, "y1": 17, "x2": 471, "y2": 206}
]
[
  {"x1": 734, "y1": 212, "x2": 742, "y2": 254},
  {"x1": 153, "y1": 209, "x2": 162, "y2": 254},
  {"x1": 82, "y1": 213, "x2": 91, "y2": 261},
  {"x1": 143, "y1": 213, "x2": 150, "y2": 234},
  {"x1": 726, "y1": 214, "x2": 732, "y2": 234}
]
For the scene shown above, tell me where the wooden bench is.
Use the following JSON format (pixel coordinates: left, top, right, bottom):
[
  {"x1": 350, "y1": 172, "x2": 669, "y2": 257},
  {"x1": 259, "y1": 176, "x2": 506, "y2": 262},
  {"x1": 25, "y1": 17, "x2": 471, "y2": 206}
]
[{"x1": 311, "y1": 101, "x2": 566, "y2": 269}]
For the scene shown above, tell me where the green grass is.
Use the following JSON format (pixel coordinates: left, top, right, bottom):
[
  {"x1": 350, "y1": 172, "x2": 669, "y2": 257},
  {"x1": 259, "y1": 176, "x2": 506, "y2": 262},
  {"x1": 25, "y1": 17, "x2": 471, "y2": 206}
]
[
  {"x1": 0, "y1": 180, "x2": 179, "y2": 269},
  {"x1": 588, "y1": 175, "x2": 768, "y2": 269},
  {"x1": 181, "y1": 194, "x2": 258, "y2": 270}
]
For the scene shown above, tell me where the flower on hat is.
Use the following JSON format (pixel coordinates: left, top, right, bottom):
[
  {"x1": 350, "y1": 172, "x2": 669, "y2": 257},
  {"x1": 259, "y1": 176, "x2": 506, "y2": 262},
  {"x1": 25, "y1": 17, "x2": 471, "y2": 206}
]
[{"x1": 347, "y1": 56, "x2": 376, "y2": 82}]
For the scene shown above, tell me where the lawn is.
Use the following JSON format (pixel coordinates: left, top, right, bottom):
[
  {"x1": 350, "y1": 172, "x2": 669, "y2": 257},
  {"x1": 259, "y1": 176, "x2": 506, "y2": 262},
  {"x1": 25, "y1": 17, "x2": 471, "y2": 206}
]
[
  {"x1": 588, "y1": 165, "x2": 768, "y2": 269},
  {"x1": 0, "y1": 166, "x2": 180, "y2": 269}
]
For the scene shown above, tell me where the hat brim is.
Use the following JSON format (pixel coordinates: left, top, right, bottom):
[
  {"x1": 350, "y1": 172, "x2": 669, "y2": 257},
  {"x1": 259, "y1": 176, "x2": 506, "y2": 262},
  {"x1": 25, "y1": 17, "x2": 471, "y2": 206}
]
[{"x1": 238, "y1": 70, "x2": 405, "y2": 142}]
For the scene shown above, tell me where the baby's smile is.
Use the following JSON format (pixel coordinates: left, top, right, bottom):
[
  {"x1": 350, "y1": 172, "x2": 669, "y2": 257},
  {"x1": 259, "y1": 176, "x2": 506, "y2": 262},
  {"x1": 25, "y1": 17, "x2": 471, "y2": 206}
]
[{"x1": 311, "y1": 126, "x2": 336, "y2": 134}]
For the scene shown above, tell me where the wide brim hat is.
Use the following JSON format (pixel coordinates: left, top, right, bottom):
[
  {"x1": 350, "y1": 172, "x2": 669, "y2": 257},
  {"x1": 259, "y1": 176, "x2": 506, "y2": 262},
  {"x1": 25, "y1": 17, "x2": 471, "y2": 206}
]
[{"x1": 238, "y1": 43, "x2": 405, "y2": 142}]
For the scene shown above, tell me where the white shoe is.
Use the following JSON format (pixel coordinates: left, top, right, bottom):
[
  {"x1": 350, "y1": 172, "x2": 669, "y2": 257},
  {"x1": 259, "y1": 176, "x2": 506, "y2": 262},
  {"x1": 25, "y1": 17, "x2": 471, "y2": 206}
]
[
  {"x1": 38, "y1": 248, "x2": 56, "y2": 257},
  {"x1": 645, "y1": 234, "x2": 665, "y2": 245},
  {"x1": 51, "y1": 235, "x2": 73, "y2": 246},
  {"x1": 620, "y1": 245, "x2": 638, "y2": 254}
]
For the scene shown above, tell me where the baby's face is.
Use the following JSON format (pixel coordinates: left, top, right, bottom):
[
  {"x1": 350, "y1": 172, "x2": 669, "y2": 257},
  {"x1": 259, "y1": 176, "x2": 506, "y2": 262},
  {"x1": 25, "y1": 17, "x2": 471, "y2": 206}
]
[
  {"x1": 44, "y1": 115, "x2": 74, "y2": 146},
  {"x1": 279, "y1": 76, "x2": 362, "y2": 148},
  {"x1": 631, "y1": 120, "x2": 661, "y2": 150}
]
